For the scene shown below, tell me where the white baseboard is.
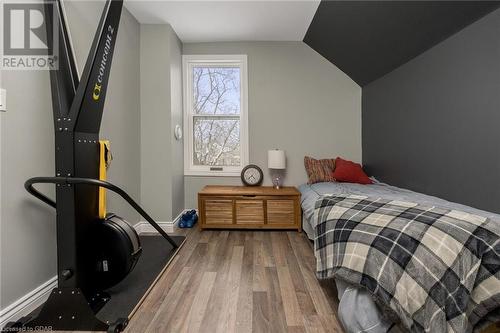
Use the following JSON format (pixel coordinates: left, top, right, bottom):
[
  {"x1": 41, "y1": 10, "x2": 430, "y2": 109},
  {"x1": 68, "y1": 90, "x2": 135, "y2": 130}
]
[
  {"x1": 134, "y1": 209, "x2": 191, "y2": 234},
  {"x1": 0, "y1": 276, "x2": 57, "y2": 328}
]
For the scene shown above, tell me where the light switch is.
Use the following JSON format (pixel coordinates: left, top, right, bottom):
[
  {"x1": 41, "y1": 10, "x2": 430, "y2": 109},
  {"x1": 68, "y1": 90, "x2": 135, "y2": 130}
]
[{"x1": 0, "y1": 89, "x2": 6, "y2": 112}]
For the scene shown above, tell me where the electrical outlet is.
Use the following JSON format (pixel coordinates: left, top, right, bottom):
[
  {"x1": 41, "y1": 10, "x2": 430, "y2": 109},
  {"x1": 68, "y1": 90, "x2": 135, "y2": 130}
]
[{"x1": 0, "y1": 89, "x2": 6, "y2": 112}]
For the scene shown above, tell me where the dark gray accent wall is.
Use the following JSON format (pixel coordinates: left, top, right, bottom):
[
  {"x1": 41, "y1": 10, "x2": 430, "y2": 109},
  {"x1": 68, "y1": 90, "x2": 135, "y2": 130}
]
[
  {"x1": 363, "y1": 9, "x2": 500, "y2": 213},
  {"x1": 304, "y1": 1, "x2": 500, "y2": 86}
]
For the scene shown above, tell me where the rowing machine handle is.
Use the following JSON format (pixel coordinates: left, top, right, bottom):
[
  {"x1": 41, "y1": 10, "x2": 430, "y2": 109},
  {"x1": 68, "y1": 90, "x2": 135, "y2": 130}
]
[{"x1": 24, "y1": 176, "x2": 178, "y2": 248}]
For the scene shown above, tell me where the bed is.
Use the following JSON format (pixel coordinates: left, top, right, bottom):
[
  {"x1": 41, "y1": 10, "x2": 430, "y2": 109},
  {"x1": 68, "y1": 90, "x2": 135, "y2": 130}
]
[{"x1": 299, "y1": 181, "x2": 500, "y2": 333}]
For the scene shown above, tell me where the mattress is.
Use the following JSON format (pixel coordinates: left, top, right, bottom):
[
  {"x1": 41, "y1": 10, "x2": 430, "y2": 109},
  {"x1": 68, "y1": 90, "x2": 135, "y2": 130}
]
[
  {"x1": 298, "y1": 181, "x2": 500, "y2": 333},
  {"x1": 299, "y1": 181, "x2": 500, "y2": 240}
]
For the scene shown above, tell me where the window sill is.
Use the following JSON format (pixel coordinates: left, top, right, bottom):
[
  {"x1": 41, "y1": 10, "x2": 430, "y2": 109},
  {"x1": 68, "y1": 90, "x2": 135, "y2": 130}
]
[{"x1": 184, "y1": 170, "x2": 242, "y2": 177}]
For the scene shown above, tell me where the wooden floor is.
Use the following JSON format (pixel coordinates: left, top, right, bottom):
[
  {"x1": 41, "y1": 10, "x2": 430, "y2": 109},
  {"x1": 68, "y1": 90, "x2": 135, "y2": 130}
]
[
  {"x1": 124, "y1": 227, "x2": 343, "y2": 333},
  {"x1": 25, "y1": 226, "x2": 500, "y2": 333}
]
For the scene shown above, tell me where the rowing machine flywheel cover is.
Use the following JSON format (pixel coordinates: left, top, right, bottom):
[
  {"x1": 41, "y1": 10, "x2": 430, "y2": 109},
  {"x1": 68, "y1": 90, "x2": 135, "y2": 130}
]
[{"x1": 91, "y1": 214, "x2": 142, "y2": 290}]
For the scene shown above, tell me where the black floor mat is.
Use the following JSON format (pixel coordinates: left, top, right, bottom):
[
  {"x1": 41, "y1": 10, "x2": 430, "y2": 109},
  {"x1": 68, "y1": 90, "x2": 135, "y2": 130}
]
[
  {"x1": 96, "y1": 235, "x2": 185, "y2": 322},
  {"x1": 2, "y1": 235, "x2": 185, "y2": 332}
]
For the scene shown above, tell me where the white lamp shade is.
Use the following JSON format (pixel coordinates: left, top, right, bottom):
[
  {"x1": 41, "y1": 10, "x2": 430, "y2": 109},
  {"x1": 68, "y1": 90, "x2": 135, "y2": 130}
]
[{"x1": 268, "y1": 149, "x2": 286, "y2": 169}]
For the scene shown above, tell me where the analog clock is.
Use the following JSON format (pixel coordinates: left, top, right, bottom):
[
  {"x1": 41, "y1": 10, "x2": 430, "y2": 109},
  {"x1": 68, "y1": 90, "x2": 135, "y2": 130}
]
[{"x1": 241, "y1": 164, "x2": 264, "y2": 186}]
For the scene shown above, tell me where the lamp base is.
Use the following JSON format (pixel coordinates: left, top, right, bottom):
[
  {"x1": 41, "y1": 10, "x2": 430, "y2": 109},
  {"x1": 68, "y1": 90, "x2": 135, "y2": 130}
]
[{"x1": 272, "y1": 175, "x2": 282, "y2": 189}]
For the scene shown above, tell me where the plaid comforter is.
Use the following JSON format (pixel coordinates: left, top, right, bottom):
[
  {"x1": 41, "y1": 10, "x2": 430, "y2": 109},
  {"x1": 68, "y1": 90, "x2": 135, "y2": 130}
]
[{"x1": 314, "y1": 195, "x2": 500, "y2": 333}]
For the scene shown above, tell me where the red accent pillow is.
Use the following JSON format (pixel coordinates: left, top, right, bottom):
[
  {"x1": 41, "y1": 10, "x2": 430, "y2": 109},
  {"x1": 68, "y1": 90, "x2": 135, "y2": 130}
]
[{"x1": 332, "y1": 157, "x2": 373, "y2": 185}]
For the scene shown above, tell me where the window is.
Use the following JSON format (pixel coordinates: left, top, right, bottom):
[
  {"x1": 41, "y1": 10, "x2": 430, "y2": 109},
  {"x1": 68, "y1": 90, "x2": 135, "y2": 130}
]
[{"x1": 183, "y1": 55, "x2": 248, "y2": 176}]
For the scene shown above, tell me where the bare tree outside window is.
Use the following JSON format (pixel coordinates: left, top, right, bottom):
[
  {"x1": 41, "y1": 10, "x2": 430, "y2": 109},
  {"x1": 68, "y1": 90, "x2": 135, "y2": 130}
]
[
  {"x1": 183, "y1": 55, "x2": 248, "y2": 175},
  {"x1": 192, "y1": 67, "x2": 241, "y2": 166}
]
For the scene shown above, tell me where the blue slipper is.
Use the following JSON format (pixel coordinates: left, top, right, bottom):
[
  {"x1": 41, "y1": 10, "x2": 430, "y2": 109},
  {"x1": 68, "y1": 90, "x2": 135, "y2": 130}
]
[
  {"x1": 185, "y1": 213, "x2": 198, "y2": 228},
  {"x1": 178, "y1": 210, "x2": 198, "y2": 228}
]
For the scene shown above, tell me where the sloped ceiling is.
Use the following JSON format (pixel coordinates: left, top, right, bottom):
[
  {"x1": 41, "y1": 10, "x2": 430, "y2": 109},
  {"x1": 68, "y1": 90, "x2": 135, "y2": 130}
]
[{"x1": 304, "y1": 1, "x2": 500, "y2": 86}]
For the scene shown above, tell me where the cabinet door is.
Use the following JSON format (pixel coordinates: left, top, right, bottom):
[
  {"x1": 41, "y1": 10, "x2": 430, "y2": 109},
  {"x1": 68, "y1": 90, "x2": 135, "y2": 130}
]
[
  {"x1": 235, "y1": 200, "x2": 264, "y2": 225},
  {"x1": 204, "y1": 199, "x2": 233, "y2": 224},
  {"x1": 267, "y1": 199, "x2": 295, "y2": 225}
]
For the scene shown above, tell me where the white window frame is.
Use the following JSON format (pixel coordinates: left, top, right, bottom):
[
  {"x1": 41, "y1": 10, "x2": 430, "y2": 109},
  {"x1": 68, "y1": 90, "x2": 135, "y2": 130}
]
[{"x1": 183, "y1": 54, "x2": 249, "y2": 176}]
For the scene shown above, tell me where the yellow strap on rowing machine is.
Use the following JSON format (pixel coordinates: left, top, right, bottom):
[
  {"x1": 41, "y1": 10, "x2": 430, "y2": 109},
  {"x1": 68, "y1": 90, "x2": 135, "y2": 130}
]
[{"x1": 99, "y1": 140, "x2": 112, "y2": 219}]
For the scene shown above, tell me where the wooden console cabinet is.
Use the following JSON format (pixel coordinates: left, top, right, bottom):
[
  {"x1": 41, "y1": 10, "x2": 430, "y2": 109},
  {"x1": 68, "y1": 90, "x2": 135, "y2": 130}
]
[{"x1": 198, "y1": 186, "x2": 301, "y2": 231}]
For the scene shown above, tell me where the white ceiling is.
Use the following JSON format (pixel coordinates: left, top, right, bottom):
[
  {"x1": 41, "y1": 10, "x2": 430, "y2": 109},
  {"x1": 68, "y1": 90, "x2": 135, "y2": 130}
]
[{"x1": 124, "y1": 0, "x2": 320, "y2": 42}]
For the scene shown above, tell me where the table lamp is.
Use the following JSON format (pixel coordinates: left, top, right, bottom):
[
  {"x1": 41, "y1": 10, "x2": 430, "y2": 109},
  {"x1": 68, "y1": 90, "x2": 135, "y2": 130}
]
[{"x1": 268, "y1": 149, "x2": 286, "y2": 189}]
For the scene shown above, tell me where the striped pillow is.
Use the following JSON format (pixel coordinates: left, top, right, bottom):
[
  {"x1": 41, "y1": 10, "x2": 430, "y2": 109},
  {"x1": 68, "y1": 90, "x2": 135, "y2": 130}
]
[{"x1": 304, "y1": 156, "x2": 336, "y2": 184}]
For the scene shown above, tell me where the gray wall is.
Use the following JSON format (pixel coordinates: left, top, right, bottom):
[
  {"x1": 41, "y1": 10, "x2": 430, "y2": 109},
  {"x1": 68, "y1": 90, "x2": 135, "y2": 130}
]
[
  {"x1": 363, "y1": 9, "x2": 500, "y2": 213},
  {"x1": 1, "y1": 65, "x2": 56, "y2": 310},
  {"x1": 140, "y1": 24, "x2": 184, "y2": 221},
  {"x1": 183, "y1": 42, "x2": 361, "y2": 208},
  {"x1": 0, "y1": 1, "x2": 141, "y2": 308},
  {"x1": 140, "y1": 25, "x2": 173, "y2": 221},
  {"x1": 169, "y1": 32, "x2": 185, "y2": 218}
]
